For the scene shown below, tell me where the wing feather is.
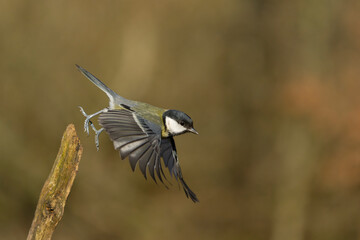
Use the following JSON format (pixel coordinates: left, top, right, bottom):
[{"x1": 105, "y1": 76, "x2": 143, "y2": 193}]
[
  {"x1": 147, "y1": 151, "x2": 157, "y2": 182},
  {"x1": 138, "y1": 147, "x2": 154, "y2": 179},
  {"x1": 160, "y1": 138, "x2": 199, "y2": 202},
  {"x1": 113, "y1": 135, "x2": 147, "y2": 149},
  {"x1": 99, "y1": 109, "x2": 163, "y2": 180},
  {"x1": 119, "y1": 137, "x2": 149, "y2": 159},
  {"x1": 129, "y1": 142, "x2": 152, "y2": 172}
]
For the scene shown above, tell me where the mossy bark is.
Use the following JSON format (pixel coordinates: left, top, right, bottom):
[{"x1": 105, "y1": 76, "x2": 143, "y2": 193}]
[{"x1": 27, "y1": 124, "x2": 83, "y2": 240}]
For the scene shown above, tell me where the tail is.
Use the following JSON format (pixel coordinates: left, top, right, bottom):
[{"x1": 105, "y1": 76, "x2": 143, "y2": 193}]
[{"x1": 76, "y1": 64, "x2": 118, "y2": 103}]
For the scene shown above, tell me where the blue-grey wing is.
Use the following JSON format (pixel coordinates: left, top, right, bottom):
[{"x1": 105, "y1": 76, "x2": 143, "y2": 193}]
[
  {"x1": 160, "y1": 137, "x2": 199, "y2": 202},
  {"x1": 98, "y1": 109, "x2": 165, "y2": 181}
]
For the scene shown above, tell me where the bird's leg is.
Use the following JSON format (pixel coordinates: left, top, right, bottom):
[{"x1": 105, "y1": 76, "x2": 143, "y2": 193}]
[
  {"x1": 78, "y1": 106, "x2": 106, "y2": 135},
  {"x1": 79, "y1": 106, "x2": 107, "y2": 150},
  {"x1": 89, "y1": 124, "x2": 104, "y2": 151}
]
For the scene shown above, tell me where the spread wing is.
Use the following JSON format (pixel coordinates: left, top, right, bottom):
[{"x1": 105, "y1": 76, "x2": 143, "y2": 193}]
[
  {"x1": 99, "y1": 109, "x2": 165, "y2": 181},
  {"x1": 161, "y1": 137, "x2": 199, "y2": 202},
  {"x1": 99, "y1": 109, "x2": 199, "y2": 202}
]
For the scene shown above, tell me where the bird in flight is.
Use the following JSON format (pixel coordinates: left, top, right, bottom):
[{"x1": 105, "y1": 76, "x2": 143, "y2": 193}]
[{"x1": 76, "y1": 65, "x2": 199, "y2": 202}]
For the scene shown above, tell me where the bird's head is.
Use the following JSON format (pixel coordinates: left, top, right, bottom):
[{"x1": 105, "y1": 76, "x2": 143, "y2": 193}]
[{"x1": 163, "y1": 110, "x2": 198, "y2": 136}]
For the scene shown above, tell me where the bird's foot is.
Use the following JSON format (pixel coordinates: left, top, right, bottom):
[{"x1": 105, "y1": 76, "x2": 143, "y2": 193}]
[
  {"x1": 78, "y1": 106, "x2": 107, "y2": 149},
  {"x1": 89, "y1": 124, "x2": 104, "y2": 151},
  {"x1": 79, "y1": 106, "x2": 91, "y2": 135},
  {"x1": 79, "y1": 106, "x2": 106, "y2": 135}
]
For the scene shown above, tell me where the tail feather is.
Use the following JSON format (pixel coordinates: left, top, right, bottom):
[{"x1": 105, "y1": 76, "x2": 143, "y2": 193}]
[
  {"x1": 76, "y1": 64, "x2": 118, "y2": 104},
  {"x1": 180, "y1": 177, "x2": 199, "y2": 203}
]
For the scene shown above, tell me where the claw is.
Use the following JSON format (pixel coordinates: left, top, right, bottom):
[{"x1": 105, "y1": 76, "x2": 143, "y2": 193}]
[
  {"x1": 79, "y1": 106, "x2": 90, "y2": 135},
  {"x1": 78, "y1": 106, "x2": 107, "y2": 149},
  {"x1": 90, "y1": 124, "x2": 104, "y2": 151}
]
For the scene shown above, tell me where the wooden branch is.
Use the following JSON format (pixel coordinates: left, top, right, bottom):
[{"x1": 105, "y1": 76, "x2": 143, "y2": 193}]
[{"x1": 27, "y1": 124, "x2": 83, "y2": 240}]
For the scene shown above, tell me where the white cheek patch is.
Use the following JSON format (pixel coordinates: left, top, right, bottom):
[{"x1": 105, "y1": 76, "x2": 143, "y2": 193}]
[{"x1": 165, "y1": 117, "x2": 187, "y2": 135}]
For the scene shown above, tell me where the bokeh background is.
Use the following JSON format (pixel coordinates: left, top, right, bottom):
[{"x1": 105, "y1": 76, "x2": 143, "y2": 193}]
[{"x1": 1, "y1": 0, "x2": 360, "y2": 239}]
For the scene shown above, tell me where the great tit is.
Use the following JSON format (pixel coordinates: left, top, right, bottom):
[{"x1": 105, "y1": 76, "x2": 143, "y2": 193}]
[{"x1": 76, "y1": 65, "x2": 199, "y2": 202}]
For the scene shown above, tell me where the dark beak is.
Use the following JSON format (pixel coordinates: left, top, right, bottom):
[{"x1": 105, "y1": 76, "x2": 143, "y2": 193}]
[{"x1": 188, "y1": 127, "x2": 199, "y2": 135}]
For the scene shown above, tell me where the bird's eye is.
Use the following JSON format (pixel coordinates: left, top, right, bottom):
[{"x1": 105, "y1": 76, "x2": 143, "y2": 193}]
[{"x1": 180, "y1": 121, "x2": 185, "y2": 126}]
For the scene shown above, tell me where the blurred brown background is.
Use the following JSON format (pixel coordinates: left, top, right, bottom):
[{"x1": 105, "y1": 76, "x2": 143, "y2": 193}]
[{"x1": 1, "y1": 0, "x2": 360, "y2": 239}]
